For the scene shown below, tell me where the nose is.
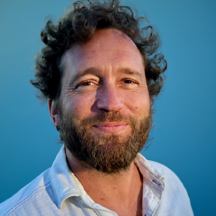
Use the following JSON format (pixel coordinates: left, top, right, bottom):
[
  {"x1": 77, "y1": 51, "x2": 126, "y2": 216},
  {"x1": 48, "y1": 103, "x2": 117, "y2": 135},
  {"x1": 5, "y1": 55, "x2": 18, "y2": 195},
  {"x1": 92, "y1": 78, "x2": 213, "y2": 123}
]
[{"x1": 96, "y1": 83, "x2": 124, "y2": 112}]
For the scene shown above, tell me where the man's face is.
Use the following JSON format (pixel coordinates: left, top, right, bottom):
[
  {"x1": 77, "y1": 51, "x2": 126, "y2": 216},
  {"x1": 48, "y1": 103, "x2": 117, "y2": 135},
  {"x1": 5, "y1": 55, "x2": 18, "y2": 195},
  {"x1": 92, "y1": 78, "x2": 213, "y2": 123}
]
[{"x1": 55, "y1": 29, "x2": 151, "y2": 173}]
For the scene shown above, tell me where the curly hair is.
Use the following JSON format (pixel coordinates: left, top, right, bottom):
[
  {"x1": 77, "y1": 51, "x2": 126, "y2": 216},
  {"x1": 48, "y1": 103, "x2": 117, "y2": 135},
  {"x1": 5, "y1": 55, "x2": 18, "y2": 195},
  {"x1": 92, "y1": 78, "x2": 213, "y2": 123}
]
[{"x1": 31, "y1": 0, "x2": 167, "y2": 103}]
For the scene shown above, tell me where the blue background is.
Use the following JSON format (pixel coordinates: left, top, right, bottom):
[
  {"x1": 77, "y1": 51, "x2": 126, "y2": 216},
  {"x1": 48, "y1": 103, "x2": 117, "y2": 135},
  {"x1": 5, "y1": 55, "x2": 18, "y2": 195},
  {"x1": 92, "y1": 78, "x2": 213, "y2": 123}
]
[{"x1": 0, "y1": 0, "x2": 215, "y2": 215}]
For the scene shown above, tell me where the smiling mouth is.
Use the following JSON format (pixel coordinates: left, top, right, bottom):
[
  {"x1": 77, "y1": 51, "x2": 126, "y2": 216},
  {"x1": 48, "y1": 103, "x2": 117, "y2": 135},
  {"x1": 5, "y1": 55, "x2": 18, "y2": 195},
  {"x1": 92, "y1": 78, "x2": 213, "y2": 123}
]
[{"x1": 93, "y1": 122, "x2": 129, "y2": 133}]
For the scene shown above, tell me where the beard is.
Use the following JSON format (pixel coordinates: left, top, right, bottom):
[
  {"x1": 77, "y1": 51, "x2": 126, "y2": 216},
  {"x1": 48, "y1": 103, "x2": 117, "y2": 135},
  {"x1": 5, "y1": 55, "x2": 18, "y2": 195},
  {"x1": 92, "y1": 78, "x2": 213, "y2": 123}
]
[{"x1": 59, "y1": 110, "x2": 152, "y2": 174}]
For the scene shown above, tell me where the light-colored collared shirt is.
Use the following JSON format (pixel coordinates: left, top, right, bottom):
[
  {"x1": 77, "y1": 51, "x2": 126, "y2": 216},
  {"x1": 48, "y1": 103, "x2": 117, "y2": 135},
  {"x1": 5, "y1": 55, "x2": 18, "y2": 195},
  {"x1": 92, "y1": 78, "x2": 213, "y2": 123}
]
[{"x1": 0, "y1": 147, "x2": 193, "y2": 216}]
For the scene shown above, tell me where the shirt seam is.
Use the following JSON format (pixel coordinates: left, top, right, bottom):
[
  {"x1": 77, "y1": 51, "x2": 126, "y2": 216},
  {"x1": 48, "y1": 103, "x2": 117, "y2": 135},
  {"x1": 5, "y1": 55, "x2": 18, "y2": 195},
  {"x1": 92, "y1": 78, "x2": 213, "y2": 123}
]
[{"x1": 4, "y1": 182, "x2": 51, "y2": 216}]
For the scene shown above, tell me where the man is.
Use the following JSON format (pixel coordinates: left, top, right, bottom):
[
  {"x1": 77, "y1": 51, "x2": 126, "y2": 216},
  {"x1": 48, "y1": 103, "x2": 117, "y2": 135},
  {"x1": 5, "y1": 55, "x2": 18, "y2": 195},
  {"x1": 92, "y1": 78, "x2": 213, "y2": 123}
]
[{"x1": 0, "y1": 0, "x2": 193, "y2": 215}]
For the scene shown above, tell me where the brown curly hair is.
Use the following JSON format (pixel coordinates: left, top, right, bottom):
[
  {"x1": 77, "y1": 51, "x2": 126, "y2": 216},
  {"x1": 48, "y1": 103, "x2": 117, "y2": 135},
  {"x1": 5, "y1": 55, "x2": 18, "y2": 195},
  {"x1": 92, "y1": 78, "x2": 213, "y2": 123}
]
[{"x1": 31, "y1": 0, "x2": 167, "y2": 103}]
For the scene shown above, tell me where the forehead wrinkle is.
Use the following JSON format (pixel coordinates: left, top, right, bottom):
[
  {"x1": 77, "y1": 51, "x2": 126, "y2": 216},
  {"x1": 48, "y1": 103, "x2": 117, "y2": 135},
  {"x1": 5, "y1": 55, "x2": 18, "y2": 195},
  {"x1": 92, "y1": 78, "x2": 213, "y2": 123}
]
[
  {"x1": 117, "y1": 67, "x2": 144, "y2": 79},
  {"x1": 61, "y1": 29, "x2": 145, "y2": 86}
]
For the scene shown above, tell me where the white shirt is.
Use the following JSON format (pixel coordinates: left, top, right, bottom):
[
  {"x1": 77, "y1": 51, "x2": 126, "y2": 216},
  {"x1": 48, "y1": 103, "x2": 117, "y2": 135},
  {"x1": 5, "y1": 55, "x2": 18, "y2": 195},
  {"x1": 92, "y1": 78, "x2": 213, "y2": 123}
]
[{"x1": 0, "y1": 147, "x2": 193, "y2": 216}]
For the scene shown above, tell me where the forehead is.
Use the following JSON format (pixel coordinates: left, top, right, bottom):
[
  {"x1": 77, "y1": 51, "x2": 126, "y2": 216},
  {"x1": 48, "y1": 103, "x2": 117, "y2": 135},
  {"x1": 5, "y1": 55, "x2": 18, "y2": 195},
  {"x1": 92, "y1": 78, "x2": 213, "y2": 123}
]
[{"x1": 61, "y1": 29, "x2": 144, "y2": 76}]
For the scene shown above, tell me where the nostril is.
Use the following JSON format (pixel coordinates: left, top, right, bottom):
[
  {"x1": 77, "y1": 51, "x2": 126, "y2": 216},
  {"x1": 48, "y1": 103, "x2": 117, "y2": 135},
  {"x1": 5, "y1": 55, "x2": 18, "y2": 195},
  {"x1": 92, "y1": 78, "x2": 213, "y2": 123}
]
[{"x1": 99, "y1": 108, "x2": 110, "y2": 113}]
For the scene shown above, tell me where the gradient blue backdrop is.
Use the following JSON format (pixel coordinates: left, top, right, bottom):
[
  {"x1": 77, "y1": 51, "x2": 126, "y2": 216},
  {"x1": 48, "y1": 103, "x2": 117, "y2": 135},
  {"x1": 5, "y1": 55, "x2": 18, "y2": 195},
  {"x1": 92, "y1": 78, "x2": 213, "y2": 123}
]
[{"x1": 0, "y1": 0, "x2": 215, "y2": 215}]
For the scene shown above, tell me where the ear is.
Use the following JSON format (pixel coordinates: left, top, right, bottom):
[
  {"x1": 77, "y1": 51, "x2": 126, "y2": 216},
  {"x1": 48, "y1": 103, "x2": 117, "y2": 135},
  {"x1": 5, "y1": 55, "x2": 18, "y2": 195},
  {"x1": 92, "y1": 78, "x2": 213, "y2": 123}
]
[{"x1": 48, "y1": 100, "x2": 60, "y2": 127}]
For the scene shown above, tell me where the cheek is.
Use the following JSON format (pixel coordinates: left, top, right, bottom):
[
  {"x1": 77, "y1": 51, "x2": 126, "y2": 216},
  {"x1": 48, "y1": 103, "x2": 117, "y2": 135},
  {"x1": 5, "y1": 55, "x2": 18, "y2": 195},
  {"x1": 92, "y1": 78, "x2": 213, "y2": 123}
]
[
  {"x1": 65, "y1": 93, "x2": 97, "y2": 120},
  {"x1": 123, "y1": 91, "x2": 150, "y2": 115}
]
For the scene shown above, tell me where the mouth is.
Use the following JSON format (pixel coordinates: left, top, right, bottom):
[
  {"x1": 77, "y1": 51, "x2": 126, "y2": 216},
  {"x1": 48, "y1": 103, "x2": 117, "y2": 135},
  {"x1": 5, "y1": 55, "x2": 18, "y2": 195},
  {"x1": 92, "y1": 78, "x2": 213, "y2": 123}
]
[{"x1": 92, "y1": 122, "x2": 129, "y2": 133}]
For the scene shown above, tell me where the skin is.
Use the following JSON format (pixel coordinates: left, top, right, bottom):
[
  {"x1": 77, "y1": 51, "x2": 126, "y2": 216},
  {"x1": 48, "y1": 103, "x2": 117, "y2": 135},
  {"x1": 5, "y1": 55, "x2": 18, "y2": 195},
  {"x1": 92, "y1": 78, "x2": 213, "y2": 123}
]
[{"x1": 49, "y1": 29, "x2": 151, "y2": 216}]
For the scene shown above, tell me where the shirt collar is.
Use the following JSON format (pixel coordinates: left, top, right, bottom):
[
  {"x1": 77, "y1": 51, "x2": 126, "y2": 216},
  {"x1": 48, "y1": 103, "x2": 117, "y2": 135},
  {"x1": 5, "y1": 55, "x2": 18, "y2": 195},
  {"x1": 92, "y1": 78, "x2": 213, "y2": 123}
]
[
  {"x1": 49, "y1": 147, "x2": 81, "y2": 208},
  {"x1": 135, "y1": 153, "x2": 165, "y2": 191},
  {"x1": 50, "y1": 147, "x2": 165, "y2": 209}
]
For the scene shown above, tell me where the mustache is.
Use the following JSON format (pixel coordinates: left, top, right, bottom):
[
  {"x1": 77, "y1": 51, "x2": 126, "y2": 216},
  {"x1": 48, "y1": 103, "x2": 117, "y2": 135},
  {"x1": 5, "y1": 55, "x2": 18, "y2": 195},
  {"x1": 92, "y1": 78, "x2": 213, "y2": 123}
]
[{"x1": 80, "y1": 111, "x2": 132, "y2": 127}]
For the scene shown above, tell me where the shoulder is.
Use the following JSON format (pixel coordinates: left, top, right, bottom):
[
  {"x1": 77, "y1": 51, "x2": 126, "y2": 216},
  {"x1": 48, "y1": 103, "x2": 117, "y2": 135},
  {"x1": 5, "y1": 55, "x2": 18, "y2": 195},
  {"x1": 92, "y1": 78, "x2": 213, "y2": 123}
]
[
  {"x1": 135, "y1": 154, "x2": 193, "y2": 215},
  {"x1": 148, "y1": 160, "x2": 194, "y2": 215},
  {"x1": 148, "y1": 160, "x2": 183, "y2": 182},
  {"x1": 0, "y1": 169, "x2": 53, "y2": 216},
  {"x1": 147, "y1": 160, "x2": 187, "y2": 195}
]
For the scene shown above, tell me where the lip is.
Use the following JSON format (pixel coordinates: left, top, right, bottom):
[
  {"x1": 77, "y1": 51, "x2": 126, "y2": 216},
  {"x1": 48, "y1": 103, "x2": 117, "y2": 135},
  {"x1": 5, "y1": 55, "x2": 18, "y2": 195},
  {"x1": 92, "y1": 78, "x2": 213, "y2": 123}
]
[{"x1": 93, "y1": 122, "x2": 129, "y2": 133}]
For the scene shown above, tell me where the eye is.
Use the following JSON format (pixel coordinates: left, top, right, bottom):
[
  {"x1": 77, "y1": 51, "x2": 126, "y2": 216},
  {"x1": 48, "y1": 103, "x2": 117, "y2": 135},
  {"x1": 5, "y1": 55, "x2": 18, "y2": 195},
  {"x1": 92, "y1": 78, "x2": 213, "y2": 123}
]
[
  {"x1": 124, "y1": 79, "x2": 134, "y2": 84},
  {"x1": 120, "y1": 78, "x2": 139, "y2": 89},
  {"x1": 75, "y1": 80, "x2": 98, "y2": 90},
  {"x1": 122, "y1": 79, "x2": 138, "y2": 85},
  {"x1": 79, "y1": 81, "x2": 94, "y2": 86}
]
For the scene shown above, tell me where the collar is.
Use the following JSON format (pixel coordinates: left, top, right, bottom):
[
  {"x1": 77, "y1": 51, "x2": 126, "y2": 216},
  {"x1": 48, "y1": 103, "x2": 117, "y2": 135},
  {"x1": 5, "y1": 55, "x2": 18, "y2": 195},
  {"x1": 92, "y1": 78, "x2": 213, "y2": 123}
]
[
  {"x1": 50, "y1": 147, "x2": 165, "y2": 209},
  {"x1": 49, "y1": 147, "x2": 80, "y2": 208},
  {"x1": 135, "y1": 153, "x2": 165, "y2": 191}
]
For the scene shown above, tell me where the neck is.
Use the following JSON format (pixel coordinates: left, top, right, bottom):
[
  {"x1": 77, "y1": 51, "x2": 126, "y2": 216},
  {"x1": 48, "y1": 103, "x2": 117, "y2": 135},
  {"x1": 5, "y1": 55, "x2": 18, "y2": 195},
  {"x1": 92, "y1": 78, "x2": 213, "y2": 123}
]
[{"x1": 65, "y1": 147, "x2": 143, "y2": 216}]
